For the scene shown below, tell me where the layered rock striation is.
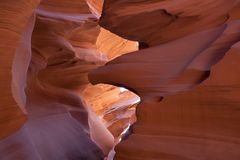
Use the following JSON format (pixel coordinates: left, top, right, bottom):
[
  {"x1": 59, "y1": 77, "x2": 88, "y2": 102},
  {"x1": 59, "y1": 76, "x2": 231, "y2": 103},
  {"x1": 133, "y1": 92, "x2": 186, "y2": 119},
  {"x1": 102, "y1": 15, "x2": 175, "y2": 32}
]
[{"x1": 0, "y1": 0, "x2": 240, "y2": 160}]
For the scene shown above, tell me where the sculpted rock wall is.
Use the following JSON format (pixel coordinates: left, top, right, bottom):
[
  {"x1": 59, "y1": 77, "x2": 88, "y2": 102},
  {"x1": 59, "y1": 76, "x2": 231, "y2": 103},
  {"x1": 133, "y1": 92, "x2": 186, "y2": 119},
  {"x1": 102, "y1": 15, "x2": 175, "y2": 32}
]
[
  {"x1": 0, "y1": 0, "x2": 107, "y2": 159},
  {"x1": 0, "y1": 0, "x2": 139, "y2": 159},
  {"x1": 89, "y1": 0, "x2": 240, "y2": 159},
  {"x1": 99, "y1": 0, "x2": 239, "y2": 46},
  {"x1": 1, "y1": 0, "x2": 240, "y2": 160},
  {"x1": 0, "y1": 0, "x2": 40, "y2": 140},
  {"x1": 112, "y1": 48, "x2": 240, "y2": 160},
  {"x1": 82, "y1": 84, "x2": 139, "y2": 139}
]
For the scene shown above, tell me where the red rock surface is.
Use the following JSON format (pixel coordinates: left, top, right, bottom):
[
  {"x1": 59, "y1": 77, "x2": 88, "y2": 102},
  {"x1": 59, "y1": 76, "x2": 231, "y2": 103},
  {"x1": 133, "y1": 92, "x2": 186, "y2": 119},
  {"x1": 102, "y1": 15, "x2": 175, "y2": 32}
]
[
  {"x1": 0, "y1": 0, "x2": 240, "y2": 160},
  {"x1": 113, "y1": 50, "x2": 240, "y2": 160},
  {"x1": 90, "y1": 1, "x2": 240, "y2": 160},
  {"x1": 0, "y1": 0, "x2": 40, "y2": 140}
]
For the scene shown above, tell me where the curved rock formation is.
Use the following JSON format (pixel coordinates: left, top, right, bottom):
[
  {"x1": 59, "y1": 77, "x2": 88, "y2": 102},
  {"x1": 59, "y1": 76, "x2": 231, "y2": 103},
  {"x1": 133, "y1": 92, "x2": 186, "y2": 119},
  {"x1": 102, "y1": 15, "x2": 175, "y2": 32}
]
[
  {"x1": 89, "y1": 1, "x2": 240, "y2": 159},
  {"x1": 0, "y1": 0, "x2": 240, "y2": 160},
  {"x1": 0, "y1": 0, "x2": 139, "y2": 159},
  {"x1": 0, "y1": 0, "x2": 40, "y2": 140},
  {"x1": 112, "y1": 48, "x2": 240, "y2": 160}
]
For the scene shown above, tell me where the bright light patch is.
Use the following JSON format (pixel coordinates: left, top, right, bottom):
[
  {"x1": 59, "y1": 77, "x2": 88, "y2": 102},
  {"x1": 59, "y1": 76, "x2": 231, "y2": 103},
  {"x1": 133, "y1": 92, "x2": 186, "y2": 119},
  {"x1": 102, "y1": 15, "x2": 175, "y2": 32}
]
[
  {"x1": 119, "y1": 87, "x2": 128, "y2": 93},
  {"x1": 120, "y1": 124, "x2": 131, "y2": 136},
  {"x1": 132, "y1": 97, "x2": 141, "y2": 104}
]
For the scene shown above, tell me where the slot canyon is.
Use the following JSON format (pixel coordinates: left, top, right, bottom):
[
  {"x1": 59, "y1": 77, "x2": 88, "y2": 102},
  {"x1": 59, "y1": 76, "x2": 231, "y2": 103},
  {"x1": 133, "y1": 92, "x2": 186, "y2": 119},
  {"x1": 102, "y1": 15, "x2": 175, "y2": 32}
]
[{"x1": 0, "y1": 0, "x2": 240, "y2": 159}]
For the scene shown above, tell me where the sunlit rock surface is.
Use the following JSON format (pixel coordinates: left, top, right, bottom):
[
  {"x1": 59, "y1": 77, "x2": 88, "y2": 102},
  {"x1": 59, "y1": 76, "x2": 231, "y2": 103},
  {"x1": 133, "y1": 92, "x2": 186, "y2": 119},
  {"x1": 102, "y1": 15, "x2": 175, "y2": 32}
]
[
  {"x1": 0, "y1": 0, "x2": 240, "y2": 160},
  {"x1": 90, "y1": 1, "x2": 240, "y2": 160},
  {"x1": 82, "y1": 84, "x2": 139, "y2": 139}
]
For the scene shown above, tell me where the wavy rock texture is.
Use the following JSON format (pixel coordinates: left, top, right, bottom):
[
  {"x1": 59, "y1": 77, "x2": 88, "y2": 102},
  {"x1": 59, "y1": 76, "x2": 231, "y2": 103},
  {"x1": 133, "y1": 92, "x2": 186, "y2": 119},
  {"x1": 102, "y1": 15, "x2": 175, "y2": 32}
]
[
  {"x1": 99, "y1": 0, "x2": 239, "y2": 46},
  {"x1": 112, "y1": 48, "x2": 240, "y2": 160},
  {"x1": 1, "y1": 0, "x2": 240, "y2": 160},
  {"x1": 0, "y1": 0, "x2": 138, "y2": 159},
  {"x1": 89, "y1": 0, "x2": 240, "y2": 160},
  {"x1": 82, "y1": 84, "x2": 139, "y2": 139},
  {"x1": 0, "y1": 0, "x2": 40, "y2": 140}
]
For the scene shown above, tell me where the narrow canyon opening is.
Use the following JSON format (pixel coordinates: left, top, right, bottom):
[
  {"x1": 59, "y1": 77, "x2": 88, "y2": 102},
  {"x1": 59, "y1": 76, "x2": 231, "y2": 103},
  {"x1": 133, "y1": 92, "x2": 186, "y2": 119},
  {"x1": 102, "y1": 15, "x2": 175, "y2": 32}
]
[{"x1": 82, "y1": 84, "x2": 140, "y2": 159}]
